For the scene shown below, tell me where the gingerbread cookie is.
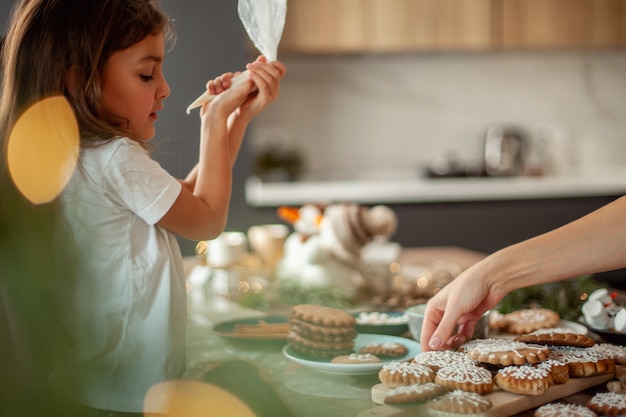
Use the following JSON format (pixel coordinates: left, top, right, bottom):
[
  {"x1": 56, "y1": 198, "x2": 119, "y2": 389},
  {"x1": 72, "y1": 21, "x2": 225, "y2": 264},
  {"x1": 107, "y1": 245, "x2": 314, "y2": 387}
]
[
  {"x1": 463, "y1": 339, "x2": 551, "y2": 366},
  {"x1": 287, "y1": 331, "x2": 355, "y2": 358},
  {"x1": 435, "y1": 364, "x2": 494, "y2": 395},
  {"x1": 495, "y1": 364, "x2": 552, "y2": 396},
  {"x1": 514, "y1": 328, "x2": 595, "y2": 348},
  {"x1": 586, "y1": 392, "x2": 626, "y2": 416},
  {"x1": 289, "y1": 319, "x2": 357, "y2": 342},
  {"x1": 289, "y1": 304, "x2": 356, "y2": 327},
  {"x1": 534, "y1": 403, "x2": 598, "y2": 417},
  {"x1": 427, "y1": 390, "x2": 492, "y2": 415},
  {"x1": 549, "y1": 346, "x2": 616, "y2": 378},
  {"x1": 591, "y1": 343, "x2": 626, "y2": 365},
  {"x1": 287, "y1": 304, "x2": 357, "y2": 358},
  {"x1": 412, "y1": 350, "x2": 476, "y2": 372},
  {"x1": 383, "y1": 382, "x2": 446, "y2": 405},
  {"x1": 378, "y1": 361, "x2": 435, "y2": 387},
  {"x1": 535, "y1": 359, "x2": 570, "y2": 385},
  {"x1": 331, "y1": 353, "x2": 381, "y2": 364},
  {"x1": 359, "y1": 341, "x2": 407, "y2": 357},
  {"x1": 497, "y1": 308, "x2": 560, "y2": 334}
]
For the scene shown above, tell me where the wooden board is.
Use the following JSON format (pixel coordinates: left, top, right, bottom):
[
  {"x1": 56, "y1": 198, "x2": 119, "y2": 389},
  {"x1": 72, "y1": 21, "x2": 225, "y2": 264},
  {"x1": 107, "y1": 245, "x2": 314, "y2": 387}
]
[{"x1": 359, "y1": 372, "x2": 615, "y2": 417}]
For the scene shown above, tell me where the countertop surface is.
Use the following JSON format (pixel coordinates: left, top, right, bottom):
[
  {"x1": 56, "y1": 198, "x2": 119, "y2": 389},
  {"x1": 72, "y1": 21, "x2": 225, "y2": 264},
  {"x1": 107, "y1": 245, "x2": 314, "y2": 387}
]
[
  {"x1": 245, "y1": 170, "x2": 626, "y2": 207},
  {"x1": 182, "y1": 246, "x2": 621, "y2": 417}
]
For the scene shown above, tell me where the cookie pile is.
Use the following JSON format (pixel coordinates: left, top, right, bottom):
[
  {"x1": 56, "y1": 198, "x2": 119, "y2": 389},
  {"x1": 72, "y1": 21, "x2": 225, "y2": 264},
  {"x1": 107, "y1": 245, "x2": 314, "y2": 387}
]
[
  {"x1": 287, "y1": 304, "x2": 357, "y2": 358},
  {"x1": 376, "y1": 324, "x2": 626, "y2": 415}
]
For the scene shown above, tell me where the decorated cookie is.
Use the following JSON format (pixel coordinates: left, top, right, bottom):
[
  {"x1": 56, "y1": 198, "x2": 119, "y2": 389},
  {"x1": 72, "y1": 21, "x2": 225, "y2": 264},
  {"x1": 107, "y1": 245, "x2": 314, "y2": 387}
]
[
  {"x1": 586, "y1": 392, "x2": 626, "y2": 416},
  {"x1": 435, "y1": 364, "x2": 494, "y2": 395},
  {"x1": 495, "y1": 364, "x2": 552, "y2": 396},
  {"x1": 427, "y1": 390, "x2": 492, "y2": 415},
  {"x1": 534, "y1": 402, "x2": 598, "y2": 417},
  {"x1": 378, "y1": 361, "x2": 436, "y2": 386},
  {"x1": 331, "y1": 353, "x2": 381, "y2": 364},
  {"x1": 383, "y1": 382, "x2": 447, "y2": 405}
]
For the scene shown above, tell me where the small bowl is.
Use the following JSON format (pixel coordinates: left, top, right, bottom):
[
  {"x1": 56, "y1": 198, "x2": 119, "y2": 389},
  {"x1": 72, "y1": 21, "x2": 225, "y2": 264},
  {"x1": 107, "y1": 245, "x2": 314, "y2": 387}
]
[
  {"x1": 353, "y1": 311, "x2": 409, "y2": 336},
  {"x1": 406, "y1": 304, "x2": 490, "y2": 342},
  {"x1": 581, "y1": 318, "x2": 626, "y2": 346}
]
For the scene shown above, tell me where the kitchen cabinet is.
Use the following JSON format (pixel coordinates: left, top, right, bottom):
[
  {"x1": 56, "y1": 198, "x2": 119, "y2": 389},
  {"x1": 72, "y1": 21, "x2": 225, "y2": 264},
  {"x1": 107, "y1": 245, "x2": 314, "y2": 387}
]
[
  {"x1": 279, "y1": 0, "x2": 626, "y2": 53},
  {"x1": 279, "y1": 0, "x2": 495, "y2": 53},
  {"x1": 501, "y1": 0, "x2": 626, "y2": 49}
]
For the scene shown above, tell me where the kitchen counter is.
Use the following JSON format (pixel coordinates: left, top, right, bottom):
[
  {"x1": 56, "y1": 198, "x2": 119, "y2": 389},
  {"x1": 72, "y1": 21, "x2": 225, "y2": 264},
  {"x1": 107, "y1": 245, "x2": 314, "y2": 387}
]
[
  {"x1": 182, "y1": 247, "x2": 621, "y2": 417},
  {"x1": 245, "y1": 171, "x2": 626, "y2": 207}
]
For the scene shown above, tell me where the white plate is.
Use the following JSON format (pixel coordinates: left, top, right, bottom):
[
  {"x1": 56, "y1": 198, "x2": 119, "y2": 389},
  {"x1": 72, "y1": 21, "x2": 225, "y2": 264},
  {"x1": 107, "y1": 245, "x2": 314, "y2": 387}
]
[
  {"x1": 558, "y1": 319, "x2": 588, "y2": 335},
  {"x1": 282, "y1": 334, "x2": 421, "y2": 375}
]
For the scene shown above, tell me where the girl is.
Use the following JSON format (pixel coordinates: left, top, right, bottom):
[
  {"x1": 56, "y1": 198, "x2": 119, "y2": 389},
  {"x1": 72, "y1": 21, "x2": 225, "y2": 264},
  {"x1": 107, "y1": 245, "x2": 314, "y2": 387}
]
[{"x1": 0, "y1": 0, "x2": 286, "y2": 415}]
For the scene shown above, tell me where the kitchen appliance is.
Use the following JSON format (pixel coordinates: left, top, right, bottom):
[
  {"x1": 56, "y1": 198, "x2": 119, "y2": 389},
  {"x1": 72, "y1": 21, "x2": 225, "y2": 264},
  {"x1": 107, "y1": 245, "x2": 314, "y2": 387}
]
[{"x1": 484, "y1": 125, "x2": 529, "y2": 177}]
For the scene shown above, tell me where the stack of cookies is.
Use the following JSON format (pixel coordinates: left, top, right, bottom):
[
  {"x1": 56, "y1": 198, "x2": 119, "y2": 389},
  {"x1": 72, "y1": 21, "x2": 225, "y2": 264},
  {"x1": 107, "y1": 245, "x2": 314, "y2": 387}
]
[{"x1": 287, "y1": 304, "x2": 357, "y2": 358}]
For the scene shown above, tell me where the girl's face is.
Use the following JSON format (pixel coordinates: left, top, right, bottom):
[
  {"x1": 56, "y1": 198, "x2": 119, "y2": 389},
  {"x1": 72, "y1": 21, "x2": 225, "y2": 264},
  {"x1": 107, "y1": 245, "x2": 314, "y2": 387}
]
[{"x1": 99, "y1": 33, "x2": 170, "y2": 140}]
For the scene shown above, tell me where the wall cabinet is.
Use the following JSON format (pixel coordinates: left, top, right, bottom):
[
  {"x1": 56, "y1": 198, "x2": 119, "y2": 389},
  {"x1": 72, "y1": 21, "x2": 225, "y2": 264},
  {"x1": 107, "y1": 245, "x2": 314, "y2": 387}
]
[
  {"x1": 279, "y1": 0, "x2": 626, "y2": 53},
  {"x1": 501, "y1": 0, "x2": 626, "y2": 49},
  {"x1": 279, "y1": 0, "x2": 495, "y2": 53}
]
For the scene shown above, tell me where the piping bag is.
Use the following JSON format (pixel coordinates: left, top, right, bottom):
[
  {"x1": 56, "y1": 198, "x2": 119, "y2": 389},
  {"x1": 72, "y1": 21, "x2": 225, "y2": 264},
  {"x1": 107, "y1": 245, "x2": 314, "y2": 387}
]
[{"x1": 186, "y1": 0, "x2": 287, "y2": 114}]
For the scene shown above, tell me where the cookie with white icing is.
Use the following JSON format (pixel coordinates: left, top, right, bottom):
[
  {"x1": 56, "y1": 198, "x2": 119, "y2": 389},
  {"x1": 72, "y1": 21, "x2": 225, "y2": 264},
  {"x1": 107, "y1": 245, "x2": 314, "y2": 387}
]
[
  {"x1": 586, "y1": 392, "x2": 626, "y2": 416},
  {"x1": 549, "y1": 346, "x2": 616, "y2": 378},
  {"x1": 495, "y1": 364, "x2": 552, "y2": 396},
  {"x1": 515, "y1": 327, "x2": 595, "y2": 348},
  {"x1": 435, "y1": 364, "x2": 494, "y2": 395},
  {"x1": 463, "y1": 338, "x2": 551, "y2": 366},
  {"x1": 427, "y1": 389, "x2": 492, "y2": 415},
  {"x1": 590, "y1": 343, "x2": 626, "y2": 365},
  {"x1": 383, "y1": 382, "x2": 446, "y2": 405},
  {"x1": 359, "y1": 341, "x2": 407, "y2": 357},
  {"x1": 534, "y1": 402, "x2": 598, "y2": 417},
  {"x1": 378, "y1": 361, "x2": 435, "y2": 386},
  {"x1": 412, "y1": 350, "x2": 476, "y2": 372},
  {"x1": 503, "y1": 308, "x2": 560, "y2": 334},
  {"x1": 331, "y1": 353, "x2": 381, "y2": 364}
]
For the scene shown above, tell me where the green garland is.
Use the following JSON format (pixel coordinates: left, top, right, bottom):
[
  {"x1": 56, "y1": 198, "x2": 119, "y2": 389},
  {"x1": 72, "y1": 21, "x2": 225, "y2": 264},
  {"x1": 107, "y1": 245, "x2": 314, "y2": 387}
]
[{"x1": 495, "y1": 275, "x2": 603, "y2": 321}]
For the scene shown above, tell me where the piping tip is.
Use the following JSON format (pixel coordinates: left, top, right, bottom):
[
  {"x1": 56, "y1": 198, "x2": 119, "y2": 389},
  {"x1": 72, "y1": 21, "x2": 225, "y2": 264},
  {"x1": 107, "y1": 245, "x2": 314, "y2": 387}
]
[{"x1": 185, "y1": 91, "x2": 214, "y2": 114}]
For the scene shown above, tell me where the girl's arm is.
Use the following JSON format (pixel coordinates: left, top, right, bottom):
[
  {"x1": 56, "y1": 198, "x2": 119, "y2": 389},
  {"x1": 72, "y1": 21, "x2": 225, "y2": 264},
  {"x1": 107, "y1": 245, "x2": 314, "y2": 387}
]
[{"x1": 160, "y1": 57, "x2": 286, "y2": 240}]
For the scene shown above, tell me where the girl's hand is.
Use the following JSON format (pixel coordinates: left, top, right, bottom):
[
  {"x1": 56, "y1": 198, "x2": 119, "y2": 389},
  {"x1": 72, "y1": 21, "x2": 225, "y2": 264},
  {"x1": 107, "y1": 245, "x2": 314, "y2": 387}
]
[
  {"x1": 199, "y1": 56, "x2": 286, "y2": 123},
  {"x1": 238, "y1": 56, "x2": 287, "y2": 120},
  {"x1": 206, "y1": 72, "x2": 239, "y2": 96}
]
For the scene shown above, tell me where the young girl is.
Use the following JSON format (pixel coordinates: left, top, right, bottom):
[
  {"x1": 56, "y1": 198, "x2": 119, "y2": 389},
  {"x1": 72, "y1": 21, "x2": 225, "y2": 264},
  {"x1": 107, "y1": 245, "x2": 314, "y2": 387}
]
[{"x1": 0, "y1": 0, "x2": 285, "y2": 415}]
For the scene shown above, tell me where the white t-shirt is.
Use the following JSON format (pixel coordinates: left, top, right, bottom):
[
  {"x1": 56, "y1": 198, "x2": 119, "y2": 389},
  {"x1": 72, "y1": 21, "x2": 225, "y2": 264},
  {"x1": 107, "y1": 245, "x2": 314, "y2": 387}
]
[{"x1": 54, "y1": 137, "x2": 186, "y2": 413}]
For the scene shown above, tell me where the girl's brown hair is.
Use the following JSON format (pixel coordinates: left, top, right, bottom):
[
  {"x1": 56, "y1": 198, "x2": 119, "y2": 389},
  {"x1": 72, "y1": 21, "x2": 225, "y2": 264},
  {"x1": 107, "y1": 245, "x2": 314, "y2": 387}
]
[{"x1": 0, "y1": 0, "x2": 175, "y2": 148}]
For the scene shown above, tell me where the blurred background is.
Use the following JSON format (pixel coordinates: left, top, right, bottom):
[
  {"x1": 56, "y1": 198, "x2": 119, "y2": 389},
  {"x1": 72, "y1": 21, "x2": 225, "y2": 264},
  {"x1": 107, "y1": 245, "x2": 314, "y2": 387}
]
[{"x1": 3, "y1": 0, "x2": 626, "y2": 258}]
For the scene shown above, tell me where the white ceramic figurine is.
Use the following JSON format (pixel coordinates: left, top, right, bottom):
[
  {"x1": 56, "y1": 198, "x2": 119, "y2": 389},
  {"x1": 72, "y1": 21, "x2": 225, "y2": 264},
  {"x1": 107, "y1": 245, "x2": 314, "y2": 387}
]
[
  {"x1": 582, "y1": 288, "x2": 620, "y2": 330},
  {"x1": 276, "y1": 203, "x2": 397, "y2": 298}
]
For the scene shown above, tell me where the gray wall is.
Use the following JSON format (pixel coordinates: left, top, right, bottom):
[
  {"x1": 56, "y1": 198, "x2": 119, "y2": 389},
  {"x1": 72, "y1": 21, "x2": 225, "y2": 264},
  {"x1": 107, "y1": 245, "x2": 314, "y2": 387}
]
[{"x1": 1, "y1": 0, "x2": 273, "y2": 256}]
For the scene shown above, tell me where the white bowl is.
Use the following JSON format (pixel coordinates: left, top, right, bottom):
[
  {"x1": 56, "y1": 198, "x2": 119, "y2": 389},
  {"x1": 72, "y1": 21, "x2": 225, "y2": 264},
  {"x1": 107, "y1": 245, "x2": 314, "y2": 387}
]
[{"x1": 406, "y1": 304, "x2": 490, "y2": 342}]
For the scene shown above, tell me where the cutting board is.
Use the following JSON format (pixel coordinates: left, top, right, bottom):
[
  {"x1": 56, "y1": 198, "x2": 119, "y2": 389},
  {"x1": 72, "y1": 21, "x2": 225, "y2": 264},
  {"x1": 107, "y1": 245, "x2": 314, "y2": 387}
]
[{"x1": 359, "y1": 372, "x2": 615, "y2": 417}]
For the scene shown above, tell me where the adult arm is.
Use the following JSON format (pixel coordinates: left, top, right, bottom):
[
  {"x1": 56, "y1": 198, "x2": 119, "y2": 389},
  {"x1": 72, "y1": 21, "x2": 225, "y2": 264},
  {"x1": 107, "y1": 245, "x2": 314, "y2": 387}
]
[{"x1": 420, "y1": 194, "x2": 626, "y2": 351}]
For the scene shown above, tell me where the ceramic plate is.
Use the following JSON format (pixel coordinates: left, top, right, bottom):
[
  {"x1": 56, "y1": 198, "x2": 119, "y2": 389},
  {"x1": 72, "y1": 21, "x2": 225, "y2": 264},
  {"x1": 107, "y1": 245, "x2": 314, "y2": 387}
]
[
  {"x1": 282, "y1": 334, "x2": 421, "y2": 375},
  {"x1": 353, "y1": 311, "x2": 409, "y2": 336},
  {"x1": 557, "y1": 319, "x2": 589, "y2": 335},
  {"x1": 214, "y1": 315, "x2": 289, "y2": 341},
  {"x1": 580, "y1": 317, "x2": 626, "y2": 345}
]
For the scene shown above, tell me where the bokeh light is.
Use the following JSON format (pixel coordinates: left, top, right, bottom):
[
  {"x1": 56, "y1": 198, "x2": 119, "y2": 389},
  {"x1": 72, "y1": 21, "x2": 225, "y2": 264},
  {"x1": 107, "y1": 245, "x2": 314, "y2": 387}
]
[
  {"x1": 145, "y1": 380, "x2": 257, "y2": 417},
  {"x1": 7, "y1": 95, "x2": 79, "y2": 204}
]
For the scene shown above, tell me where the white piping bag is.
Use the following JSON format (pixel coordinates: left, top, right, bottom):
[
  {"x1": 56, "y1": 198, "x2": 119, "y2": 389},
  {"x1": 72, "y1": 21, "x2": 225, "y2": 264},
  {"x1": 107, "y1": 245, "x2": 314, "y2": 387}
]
[{"x1": 186, "y1": 0, "x2": 287, "y2": 114}]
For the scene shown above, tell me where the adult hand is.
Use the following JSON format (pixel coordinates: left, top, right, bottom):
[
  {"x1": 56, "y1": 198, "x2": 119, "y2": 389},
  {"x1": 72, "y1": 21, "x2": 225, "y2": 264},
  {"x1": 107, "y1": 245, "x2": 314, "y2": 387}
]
[{"x1": 419, "y1": 261, "x2": 505, "y2": 351}]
